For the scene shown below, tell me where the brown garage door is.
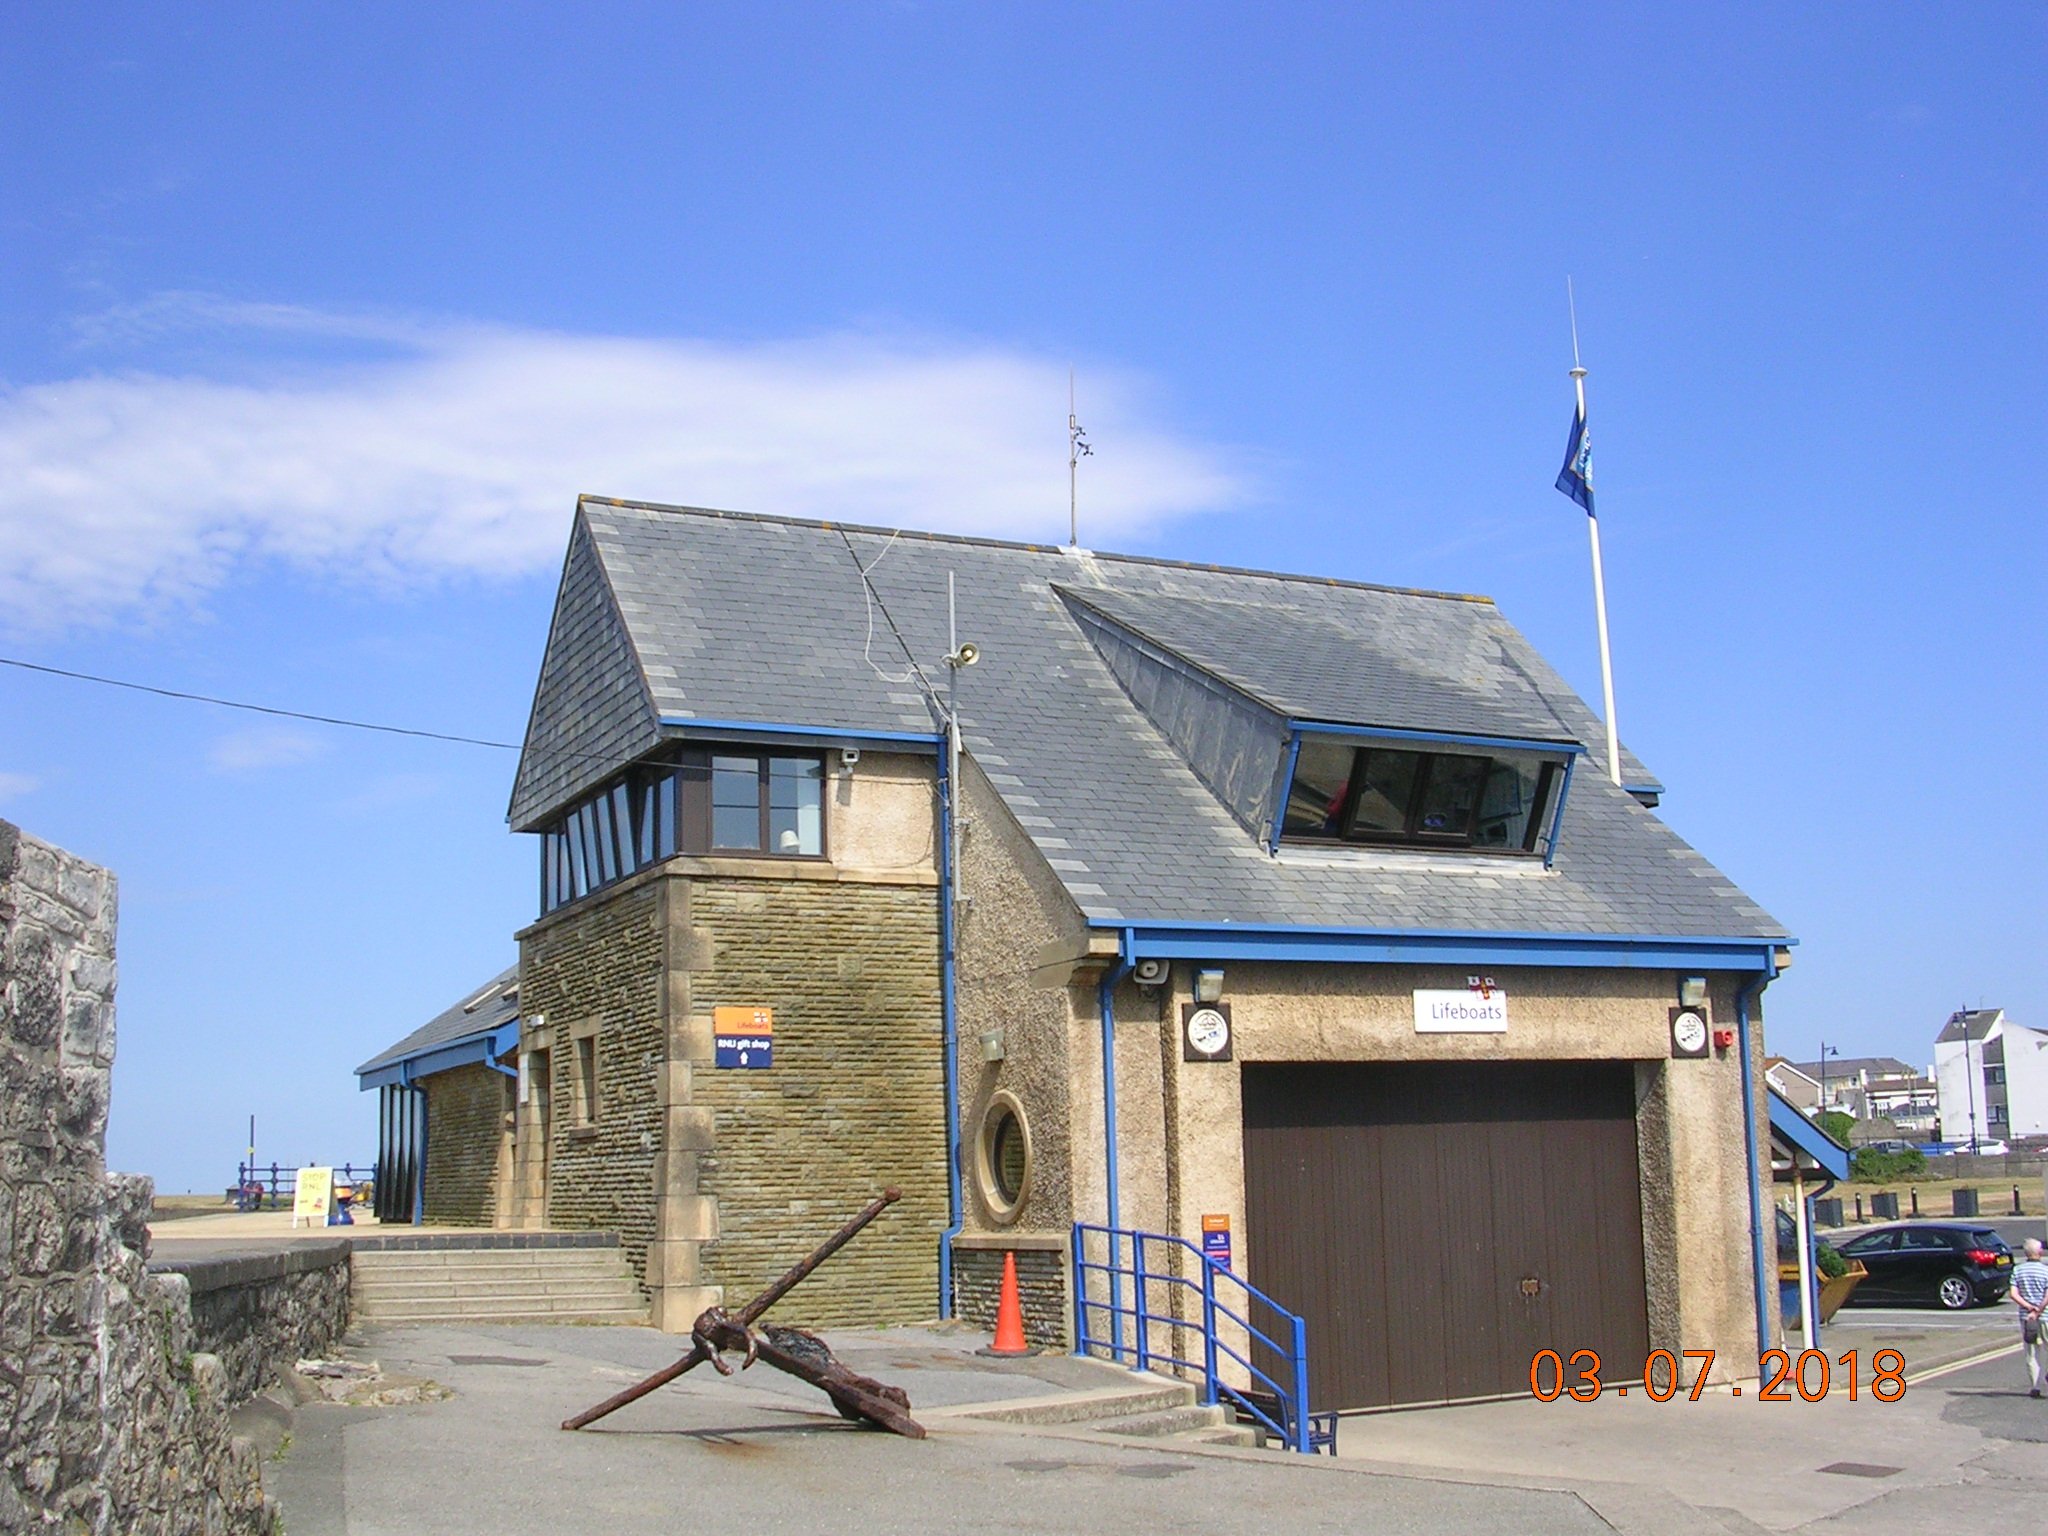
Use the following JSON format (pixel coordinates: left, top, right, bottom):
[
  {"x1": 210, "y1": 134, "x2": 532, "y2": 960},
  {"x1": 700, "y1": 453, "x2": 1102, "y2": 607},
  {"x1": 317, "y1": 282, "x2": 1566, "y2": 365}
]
[{"x1": 1242, "y1": 1061, "x2": 1650, "y2": 1410}]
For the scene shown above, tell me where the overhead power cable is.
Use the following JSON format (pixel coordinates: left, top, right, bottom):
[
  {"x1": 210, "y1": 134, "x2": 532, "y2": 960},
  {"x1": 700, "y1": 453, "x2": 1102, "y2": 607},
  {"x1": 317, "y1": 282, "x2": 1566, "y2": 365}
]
[{"x1": 0, "y1": 655, "x2": 520, "y2": 751}]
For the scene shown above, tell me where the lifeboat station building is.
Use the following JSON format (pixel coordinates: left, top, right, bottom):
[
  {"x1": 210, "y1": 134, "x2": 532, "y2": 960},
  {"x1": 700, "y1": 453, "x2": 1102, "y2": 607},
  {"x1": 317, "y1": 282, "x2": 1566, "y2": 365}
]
[{"x1": 359, "y1": 494, "x2": 1797, "y2": 1413}]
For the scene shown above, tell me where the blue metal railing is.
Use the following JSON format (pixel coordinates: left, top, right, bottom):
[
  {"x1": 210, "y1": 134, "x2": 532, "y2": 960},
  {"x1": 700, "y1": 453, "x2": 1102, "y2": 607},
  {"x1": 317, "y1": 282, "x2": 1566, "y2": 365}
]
[
  {"x1": 1073, "y1": 1222, "x2": 1332, "y2": 1454},
  {"x1": 232, "y1": 1162, "x2": 377, "y2": 1211}
]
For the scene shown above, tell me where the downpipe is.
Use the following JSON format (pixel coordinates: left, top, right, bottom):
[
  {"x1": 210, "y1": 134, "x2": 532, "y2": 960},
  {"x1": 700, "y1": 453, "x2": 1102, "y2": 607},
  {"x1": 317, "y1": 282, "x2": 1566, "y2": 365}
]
[
  {"x1": 936, "y1": 735, "x2": 964, "y2": 1317},
  {"x1": 1097, "y1": 931, "x2": 1136, "y2": 1361},
  {"x1": 1737, "y1": 955, "x2": 1780, "y2": 1359}
]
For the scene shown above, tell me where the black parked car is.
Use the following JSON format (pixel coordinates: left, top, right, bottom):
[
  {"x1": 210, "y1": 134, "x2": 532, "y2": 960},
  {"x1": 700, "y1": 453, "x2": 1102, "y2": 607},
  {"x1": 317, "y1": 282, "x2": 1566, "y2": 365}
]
[{"x1": 1836, "y1": 1223, "x2": 2014, "y2": 1309}]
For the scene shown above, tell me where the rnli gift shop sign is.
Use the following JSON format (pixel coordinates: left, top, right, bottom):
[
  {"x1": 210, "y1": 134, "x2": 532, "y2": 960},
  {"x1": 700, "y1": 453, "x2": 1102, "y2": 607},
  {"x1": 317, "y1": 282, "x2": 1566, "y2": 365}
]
[{"x1": 1412, "y1": 982, "x2": 1509, "y2": 1033}]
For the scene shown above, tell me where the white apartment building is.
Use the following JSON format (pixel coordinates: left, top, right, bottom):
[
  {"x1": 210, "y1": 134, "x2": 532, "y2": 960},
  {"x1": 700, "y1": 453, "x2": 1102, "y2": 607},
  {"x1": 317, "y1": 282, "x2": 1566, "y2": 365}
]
[{"x1": 1934, "y1": 1008, "x2": 2048, "y2": 1145}]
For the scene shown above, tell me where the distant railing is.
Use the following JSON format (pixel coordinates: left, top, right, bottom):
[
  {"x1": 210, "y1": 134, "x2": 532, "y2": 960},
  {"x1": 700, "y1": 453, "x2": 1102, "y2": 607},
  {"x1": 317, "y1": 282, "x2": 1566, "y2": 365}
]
[
  {"x1": 1072, "y1": 1222, "x2": 1332, "y2": 1454},
  {"x1": 231, "y1": 1162, "x2": 376, "y2": 1212}
]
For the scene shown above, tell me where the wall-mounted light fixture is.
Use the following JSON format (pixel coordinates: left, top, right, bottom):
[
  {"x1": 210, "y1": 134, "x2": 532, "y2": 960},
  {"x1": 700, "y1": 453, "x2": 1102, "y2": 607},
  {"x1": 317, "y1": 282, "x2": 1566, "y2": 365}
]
[
  {"x1": 1194, "y1": 969, "x2": 1225, "y2": 1005},
  {"x1": 1678, "y1": 976, "x2": 1709, "y2": 1009}
]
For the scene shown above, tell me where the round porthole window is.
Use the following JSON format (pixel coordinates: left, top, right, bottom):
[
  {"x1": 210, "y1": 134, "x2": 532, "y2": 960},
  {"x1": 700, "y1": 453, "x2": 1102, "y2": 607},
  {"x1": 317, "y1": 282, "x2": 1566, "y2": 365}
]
[{"x1": 975, "y1": 1090, "x2": 1032, "y2": 1224}]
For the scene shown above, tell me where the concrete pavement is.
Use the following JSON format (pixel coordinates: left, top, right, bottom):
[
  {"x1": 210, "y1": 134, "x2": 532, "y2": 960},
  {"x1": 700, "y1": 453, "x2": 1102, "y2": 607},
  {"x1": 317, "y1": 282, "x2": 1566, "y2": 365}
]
[
  {"x1": 265, "y1": 1314, "x2": 2048, "y2": 1535},
  {"x1": 270, "y1": 1322, "x2": 1611, "y2": 1536}
]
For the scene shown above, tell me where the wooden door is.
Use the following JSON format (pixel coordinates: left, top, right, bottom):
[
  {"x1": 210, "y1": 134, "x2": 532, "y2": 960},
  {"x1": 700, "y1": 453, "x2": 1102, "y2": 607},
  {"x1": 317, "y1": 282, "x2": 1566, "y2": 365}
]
[{"x1": 1241, "y1": 1060, "x2": 1651, "y2": 1409}]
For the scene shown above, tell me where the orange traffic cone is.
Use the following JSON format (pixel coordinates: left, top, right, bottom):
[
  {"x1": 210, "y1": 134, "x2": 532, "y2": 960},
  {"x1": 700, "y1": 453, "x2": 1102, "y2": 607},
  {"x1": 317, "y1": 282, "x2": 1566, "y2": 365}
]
[{"x1": 978, "y1": 1251, "x2": 1035, "y2": 1357}]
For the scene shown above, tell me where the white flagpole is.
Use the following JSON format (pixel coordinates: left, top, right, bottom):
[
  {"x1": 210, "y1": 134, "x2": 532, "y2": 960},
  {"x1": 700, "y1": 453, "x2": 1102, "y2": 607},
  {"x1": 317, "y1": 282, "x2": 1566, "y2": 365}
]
[{"x1": 1569, "y1": 282, "x2": 1623, "y2": 789}]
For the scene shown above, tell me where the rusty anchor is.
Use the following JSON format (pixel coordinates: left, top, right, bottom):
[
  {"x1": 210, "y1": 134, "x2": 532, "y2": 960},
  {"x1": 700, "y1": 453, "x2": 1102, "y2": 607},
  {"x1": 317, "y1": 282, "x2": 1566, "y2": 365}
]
[{"x1": 560, "y1": 1189, "x2": 924, "y2": 1439}]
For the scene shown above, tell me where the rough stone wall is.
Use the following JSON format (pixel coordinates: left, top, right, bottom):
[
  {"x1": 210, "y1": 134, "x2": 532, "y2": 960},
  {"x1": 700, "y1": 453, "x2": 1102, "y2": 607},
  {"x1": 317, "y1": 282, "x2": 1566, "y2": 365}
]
[
  {"x1": 951, "y1": 1245, "x2": 1067, "y2": 1348},
  {"x1": 153, "y1": 1245, "x2": 352, "y2": 1405},
  {"x1": 0, "y1": 820, "x2": 278, "y2": 1534},
  {"x1": 687, "y1": 876, "x2": 945, "y2": 1328},
  {"x1": 520, "y1": 878, "x2": 665, "y2": 1290},
  {"x1": 423, "y1": 1063, "x2": 506, "y2": 1226}
]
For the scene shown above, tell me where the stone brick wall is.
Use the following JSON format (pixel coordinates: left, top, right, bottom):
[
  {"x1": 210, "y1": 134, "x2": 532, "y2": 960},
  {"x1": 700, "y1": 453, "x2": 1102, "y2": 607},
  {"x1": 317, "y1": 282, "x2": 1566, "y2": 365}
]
[
  {"x1": 688, "y1": 876, "x2": 946, "y2": 1329},
  {"x1": 423, "y1": 1063, "x2": 506, "y2": 1226},
  {"x1": 951, "y1": 1245, "x2": 1069, "y2": 1348},
  {"x1": 151, "y1": 1244, "x2": 352, "y2": 1406},
  {"x1": 1, "y1": 820, "x2": 277, "y2": 1534},
  {"x1": 520, "y1": 878, "x2": 665, "y2": 1292}
]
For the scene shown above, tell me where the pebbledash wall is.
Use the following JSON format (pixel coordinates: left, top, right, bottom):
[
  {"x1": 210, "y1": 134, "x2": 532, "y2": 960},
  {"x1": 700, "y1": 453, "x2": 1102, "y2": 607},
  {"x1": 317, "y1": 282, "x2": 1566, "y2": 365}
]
[
  {"x1": 511, "y1": 752, "x2": 948, "y2": 1332},
  {"x1": 944, "y1": 764, "x2": 1776, "y2": 1377},
  {"x1": 0, "y1": 820, "x2": 280, "y2": 1535}
]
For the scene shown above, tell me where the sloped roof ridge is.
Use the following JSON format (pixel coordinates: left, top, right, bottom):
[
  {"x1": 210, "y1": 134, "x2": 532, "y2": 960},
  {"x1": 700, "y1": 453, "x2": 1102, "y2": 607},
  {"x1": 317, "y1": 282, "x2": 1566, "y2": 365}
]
[{"x1": 578, "y1": 494, "x2": 1495, "y2": 607}]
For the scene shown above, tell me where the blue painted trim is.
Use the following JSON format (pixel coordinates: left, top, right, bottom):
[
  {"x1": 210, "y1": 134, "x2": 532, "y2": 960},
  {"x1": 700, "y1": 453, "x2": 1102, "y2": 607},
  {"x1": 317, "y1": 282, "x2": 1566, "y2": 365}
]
[
  {"x1": 659, "y1": 716, "x2": 942, "y2": 748},
  {"x1": 1094, "y1": 931, "x2": 1136, "y2": 1362},
  {"x1": 1767, "y1": 1086, "x2": 1851, "y2": 1180},
  {"x1": 1269, "y1": 731, "x2": 1303, "y2": 855},
  {"x1": 355, "y1": 1020, "x2": 521, "y2": 1091},
  {"x1": 935, "y1": 747, "x2": 964, "y2": 1319},
  {"x1": 1093, "y1": 921, "x2": 1787, "y2": 973},
  {"x1": 1287, "y1": 720, "x2": 1584, "y2": 756},
  {"x1": 1739, "y1": 966, "x2": 1775, "y2": 1356},
  {"x1": 1543, "y1": 752, "x2": 1576, "y2": 870}
]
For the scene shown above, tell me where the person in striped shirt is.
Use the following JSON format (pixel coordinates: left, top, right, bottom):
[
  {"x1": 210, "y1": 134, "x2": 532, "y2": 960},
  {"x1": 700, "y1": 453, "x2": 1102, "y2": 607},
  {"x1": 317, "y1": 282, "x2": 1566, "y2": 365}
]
[{"x1": 2013, "y1": 1238, "x2": 2048, "y2": 1398}]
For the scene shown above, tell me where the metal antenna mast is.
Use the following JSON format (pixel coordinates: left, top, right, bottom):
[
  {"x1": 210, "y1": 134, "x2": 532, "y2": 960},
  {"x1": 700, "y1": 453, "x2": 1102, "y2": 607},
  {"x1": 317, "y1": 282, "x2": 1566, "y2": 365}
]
[{"x1": 1068, "y1": 366, "x2": 1092, "y2": 546}]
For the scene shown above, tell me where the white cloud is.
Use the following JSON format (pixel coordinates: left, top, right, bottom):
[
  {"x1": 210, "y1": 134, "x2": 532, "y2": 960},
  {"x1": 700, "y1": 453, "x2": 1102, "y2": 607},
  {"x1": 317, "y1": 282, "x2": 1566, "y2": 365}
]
[
  {"x1": 207, "y1": 727, "x2": 328, "y2": 773},
  {"x1": 0, "y1": 771, "x2": 40, "y2": 802},
  {"x1": 0, "y1": 301, "x2": 1247, "y2": 631}
]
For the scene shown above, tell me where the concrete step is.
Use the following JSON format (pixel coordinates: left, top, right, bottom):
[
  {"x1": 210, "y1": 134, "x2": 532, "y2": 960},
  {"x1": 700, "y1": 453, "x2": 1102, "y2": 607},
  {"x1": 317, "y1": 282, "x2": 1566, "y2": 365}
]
[
  {"x1": 354, "y1": 1276, "x2": 646, "y2": 1300},
  {"x1": 354, "y1": 1253, "x2": 630, "y2": 1277},
  {"x1": 354, "y1": 1307, "x2": 651, "y2": 1326},
  {"x1": 1093, "y1": 1404, "x2": 1235, "y2": 1439},
  {"x1": 951, "y1": 1378, "x2": 1196, "y2": 1427},
  {"x1": 352, "y1": 1294, "x2": 648, "y2": 1323},
  {"x1": 352, "y1": 1249, "x2": 625, "y2": 1271}
]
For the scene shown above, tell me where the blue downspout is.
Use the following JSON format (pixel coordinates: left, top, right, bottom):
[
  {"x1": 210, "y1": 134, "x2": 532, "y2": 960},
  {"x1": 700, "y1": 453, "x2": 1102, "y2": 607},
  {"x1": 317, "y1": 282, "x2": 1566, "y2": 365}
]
[
  {"x1": 1738, "y1": 957, "x2": 1778, "y2": 1358},
  {"x1": 1096, "y1": 929, "x2": 1136, "y2": 1360},
  {"x1": 936, "y1": 743, "x2": 964, "y2": 1317}
]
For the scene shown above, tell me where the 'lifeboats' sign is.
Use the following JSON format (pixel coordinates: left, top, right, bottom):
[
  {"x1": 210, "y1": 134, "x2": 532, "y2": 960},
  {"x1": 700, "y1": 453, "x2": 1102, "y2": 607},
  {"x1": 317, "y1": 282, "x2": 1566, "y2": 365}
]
[
  {"x1": 713, "y1": 1006, "x2": 774, "y2": 1069},
  {"x1": 1413, "y1": 982, "x2": 1509, "y2": 1033}
]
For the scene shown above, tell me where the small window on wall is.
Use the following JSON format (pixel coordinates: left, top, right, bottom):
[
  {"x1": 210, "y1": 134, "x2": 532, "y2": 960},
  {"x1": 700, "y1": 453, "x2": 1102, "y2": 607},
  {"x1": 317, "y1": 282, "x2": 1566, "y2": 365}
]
[
  {"x1": 1281, "y1": 737, "x2": 1565, "y2": 854},
  {"x1": 685, "y1": 751, "x2": 826, "y2": 857},
  {"x1": 571, "y1": 1029, "x2": 599, "y2": 1126},
  {"x1": 974, "y1": 1092, "x2": 1032, "y2": 1224}
]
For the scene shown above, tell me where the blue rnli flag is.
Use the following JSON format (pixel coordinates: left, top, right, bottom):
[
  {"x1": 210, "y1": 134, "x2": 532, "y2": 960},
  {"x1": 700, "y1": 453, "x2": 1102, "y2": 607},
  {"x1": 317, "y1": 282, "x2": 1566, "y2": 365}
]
[{"x1": 1555, "y1": 402, "x2": 1594, "y2": 515}]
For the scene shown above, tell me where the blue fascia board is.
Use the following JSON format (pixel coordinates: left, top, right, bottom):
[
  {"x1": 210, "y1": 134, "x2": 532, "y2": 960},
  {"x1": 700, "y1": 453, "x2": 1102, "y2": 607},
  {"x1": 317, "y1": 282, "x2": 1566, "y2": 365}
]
[
  {"x1": 1287, "y1": 720, "x2": 1585, "y2": 756},
  {"x1": 659, "y1": 716, "x2": 942, "y2": 749},
  {"x1": 1093, "y1": 919, "x2": 1790, "y2": 973},
  {"x1": 1768, "y1": 1087, "x2": 1852, "y2": 1180},
  {"x1": 355, "y1": 1020, "x2": 521, "y2": 1091}
]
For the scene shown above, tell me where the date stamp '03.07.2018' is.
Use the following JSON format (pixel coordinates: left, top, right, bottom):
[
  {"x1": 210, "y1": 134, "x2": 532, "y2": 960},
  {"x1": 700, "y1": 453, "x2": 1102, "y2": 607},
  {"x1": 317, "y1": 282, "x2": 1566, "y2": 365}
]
[{"x1": 1530, "y1": 1349, "x2": 1907, "y2": 1403}]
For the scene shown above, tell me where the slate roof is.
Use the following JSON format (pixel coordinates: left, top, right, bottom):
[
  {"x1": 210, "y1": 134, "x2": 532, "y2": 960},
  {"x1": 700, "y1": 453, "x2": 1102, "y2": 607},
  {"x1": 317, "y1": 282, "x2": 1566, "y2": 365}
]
[
  {"x1": 1786, "y1": 1056, "x2": 1917, "y2": 1081},
  {"x1": 510, "y1": 497, "x2": 1787, "y2": 943},
  {"x1": 1937, "y1": 1008, "x2": 2005, "y2": 1044},
  {"x1": 357, "y1": 966, "x2": 519, "y2": 1077}
]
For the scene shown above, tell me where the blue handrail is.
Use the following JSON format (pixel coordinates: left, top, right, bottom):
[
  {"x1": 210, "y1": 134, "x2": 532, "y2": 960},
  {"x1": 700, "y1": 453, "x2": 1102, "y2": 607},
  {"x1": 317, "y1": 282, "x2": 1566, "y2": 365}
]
[
  {"x1": 233, "y1": 1162, "x2": 377, "y2": 1211},
  {"x1": 1072, "y1": 1222, "x2": 1331, "y2": 1454}
]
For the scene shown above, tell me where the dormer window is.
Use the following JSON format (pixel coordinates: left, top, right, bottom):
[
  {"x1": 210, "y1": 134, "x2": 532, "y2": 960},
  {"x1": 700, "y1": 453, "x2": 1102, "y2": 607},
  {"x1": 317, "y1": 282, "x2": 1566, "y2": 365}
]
[{"x1": 1281, "y1": 737, "x2": 1567, "y2": 854}]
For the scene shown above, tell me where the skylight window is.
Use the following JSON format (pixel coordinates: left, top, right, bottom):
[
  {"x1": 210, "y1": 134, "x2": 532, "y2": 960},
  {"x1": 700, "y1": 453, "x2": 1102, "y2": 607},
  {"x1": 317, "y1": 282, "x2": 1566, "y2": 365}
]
[{"x1": 1281, "y1": 738, "x2": 1566, "y2": 854}]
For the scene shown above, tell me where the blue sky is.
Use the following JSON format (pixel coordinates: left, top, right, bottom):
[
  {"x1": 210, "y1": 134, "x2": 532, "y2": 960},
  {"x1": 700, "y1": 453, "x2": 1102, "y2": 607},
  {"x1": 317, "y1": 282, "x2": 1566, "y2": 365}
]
[{"x1": 2, "y1": 5, "x2": 2041, "y2": 1190}]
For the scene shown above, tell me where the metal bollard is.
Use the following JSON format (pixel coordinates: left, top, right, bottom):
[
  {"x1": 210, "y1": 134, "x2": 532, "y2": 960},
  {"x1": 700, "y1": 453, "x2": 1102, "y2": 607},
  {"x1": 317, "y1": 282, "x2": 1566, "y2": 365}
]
[
  {"x1": 1855, "y1": 1194, "x2": 1864, "y2": 1222},
  {"x1": 1910, "y1": 1188, "x2": 1919, "y2": 1216},
  {"x1": 2017, "y1": 1186, "x2": 2025, "y2": 1216}
]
